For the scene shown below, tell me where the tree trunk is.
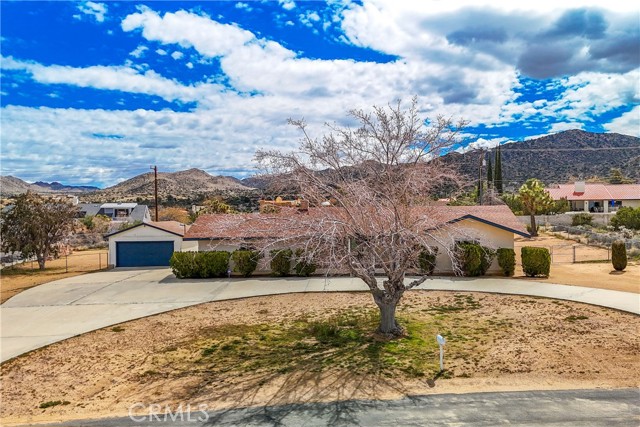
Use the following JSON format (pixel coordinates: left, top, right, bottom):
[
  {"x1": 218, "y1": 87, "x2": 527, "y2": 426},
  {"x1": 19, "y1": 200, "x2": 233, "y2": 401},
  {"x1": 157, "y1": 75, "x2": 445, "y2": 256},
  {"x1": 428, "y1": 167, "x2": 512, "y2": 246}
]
[
  {"x1": 529, "y1": 213, "x2": 538, "y2": 237},
  {"x1": 373, "y1": 291, "x2": 403, "y2": 337},
  {"x1": 37, "y1": 254, "x2": 46, "y2": 270}
]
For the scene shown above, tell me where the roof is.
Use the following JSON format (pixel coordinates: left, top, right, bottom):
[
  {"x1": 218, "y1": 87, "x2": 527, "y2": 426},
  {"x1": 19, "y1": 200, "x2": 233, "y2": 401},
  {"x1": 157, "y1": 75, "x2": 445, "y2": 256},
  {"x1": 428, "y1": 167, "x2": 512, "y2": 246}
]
[
  {"x1": 101, "y1": 203, "x2": 138, "y2": 209},
  {"x1": 546, "y1": 184, "x2": 640, "y2": 201},
  {"x1": 106, "y1": 221, "x2": 188, "y2": 238},
  {"x1": 185, "y1": 205, "x2": 529, "y2": 240}
]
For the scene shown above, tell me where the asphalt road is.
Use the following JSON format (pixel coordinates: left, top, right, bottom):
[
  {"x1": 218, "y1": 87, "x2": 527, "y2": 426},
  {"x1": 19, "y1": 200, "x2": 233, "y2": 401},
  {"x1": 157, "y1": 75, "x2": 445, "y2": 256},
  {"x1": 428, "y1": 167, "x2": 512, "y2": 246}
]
[{"x1": 38, "y1": 388, "x2": 640, "y2": 427}]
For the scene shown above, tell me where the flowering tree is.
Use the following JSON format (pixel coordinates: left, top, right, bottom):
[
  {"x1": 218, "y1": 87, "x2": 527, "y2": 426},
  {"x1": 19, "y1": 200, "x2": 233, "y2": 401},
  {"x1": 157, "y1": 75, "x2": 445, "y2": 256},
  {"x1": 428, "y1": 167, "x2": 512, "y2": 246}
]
[{"x1": 227, "y1": 99, "x2": 466, "y2": 336}]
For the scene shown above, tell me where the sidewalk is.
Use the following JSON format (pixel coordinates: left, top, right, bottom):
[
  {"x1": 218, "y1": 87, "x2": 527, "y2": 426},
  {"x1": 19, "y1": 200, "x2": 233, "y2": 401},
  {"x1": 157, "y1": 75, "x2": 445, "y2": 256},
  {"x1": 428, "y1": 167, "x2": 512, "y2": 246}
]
[{"x1": 1, "y1": 268, "x2": 638, "y2": 363}]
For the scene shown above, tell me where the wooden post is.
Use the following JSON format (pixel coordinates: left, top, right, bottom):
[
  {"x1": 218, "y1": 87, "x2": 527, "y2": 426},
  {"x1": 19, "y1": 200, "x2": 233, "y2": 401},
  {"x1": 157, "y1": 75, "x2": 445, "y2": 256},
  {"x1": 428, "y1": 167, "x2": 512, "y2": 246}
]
[
  {"x1": 65, "y1": 255, "x2": 68, "y2": 273},
  {"x1": 573, "y1": 246, "x2": 576, "y2": 263}
]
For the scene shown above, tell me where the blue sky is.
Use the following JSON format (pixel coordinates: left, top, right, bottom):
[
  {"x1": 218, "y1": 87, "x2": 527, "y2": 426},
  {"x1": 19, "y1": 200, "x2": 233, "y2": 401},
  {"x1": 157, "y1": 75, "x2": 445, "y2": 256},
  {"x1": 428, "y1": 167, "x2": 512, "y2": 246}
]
[{"x1": 1, "y1": 1, "x2": 638, "y2": 187}]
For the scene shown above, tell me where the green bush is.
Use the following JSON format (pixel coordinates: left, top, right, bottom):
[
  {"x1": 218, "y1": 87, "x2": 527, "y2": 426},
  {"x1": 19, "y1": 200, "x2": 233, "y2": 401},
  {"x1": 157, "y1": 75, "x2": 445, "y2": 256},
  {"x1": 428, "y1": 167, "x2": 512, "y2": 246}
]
[
  {"x1": 571, "y1": 213, "x2": 593, "y2": 226},
  {"x1": 610, "y1": 207, "x2": 640, "y2": 230},
  {"x1": 170, "y1": 251, "x2": 230, "y2": 278},
  {"x1": 526, "y1": 224, "x2": 539, "y2": 234},
  {"x1": 418, "y1": 247, "x2": 438, "y2": 275},
  {"x1": 496, "y1": 248, "x2": 516, "y2": 277},
  {"x1": 455, "y1": 242, "x2": 495, "y2": 276},
  {"x1": 270, "y1": 249, "x2": 293, "y2": 276},
  {"x1": 611, "y1": 240, "x2": 627, "y2": 271},
  {"x1": 170, "y1": 252, "x2": 198, "y2": 279},
  {"x1": 231, "y1": 250, "x2": 260, "y2": 277},
  {"x1": 521, "y1": 247, "x2": 551, "y2": 277},
  {"x1": 294, "y1": 249, "x2": 317, "y2": 277}
]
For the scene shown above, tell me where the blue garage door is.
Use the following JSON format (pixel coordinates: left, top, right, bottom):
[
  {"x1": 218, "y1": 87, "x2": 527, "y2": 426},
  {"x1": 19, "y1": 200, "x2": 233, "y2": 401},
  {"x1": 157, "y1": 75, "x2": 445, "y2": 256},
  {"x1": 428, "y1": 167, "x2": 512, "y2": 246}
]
[{"x1": 116, "y1": 241, "x2": 174, "y2": 267}]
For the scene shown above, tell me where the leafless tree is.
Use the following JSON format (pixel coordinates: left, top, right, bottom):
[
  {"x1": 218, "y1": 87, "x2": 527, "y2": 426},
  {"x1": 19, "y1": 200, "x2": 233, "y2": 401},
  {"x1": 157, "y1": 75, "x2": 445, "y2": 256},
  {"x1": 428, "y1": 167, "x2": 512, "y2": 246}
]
[{"x1": 216, "y1": 99, "x2": 467, "y2": 336}]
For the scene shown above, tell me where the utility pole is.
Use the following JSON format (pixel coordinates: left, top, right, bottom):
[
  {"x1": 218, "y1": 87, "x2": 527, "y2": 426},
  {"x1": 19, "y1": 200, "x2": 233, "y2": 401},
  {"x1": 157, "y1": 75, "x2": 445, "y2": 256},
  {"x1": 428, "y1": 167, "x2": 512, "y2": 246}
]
[{"x1": 150, "y1": 165, "x2": 158, "y2": 221}]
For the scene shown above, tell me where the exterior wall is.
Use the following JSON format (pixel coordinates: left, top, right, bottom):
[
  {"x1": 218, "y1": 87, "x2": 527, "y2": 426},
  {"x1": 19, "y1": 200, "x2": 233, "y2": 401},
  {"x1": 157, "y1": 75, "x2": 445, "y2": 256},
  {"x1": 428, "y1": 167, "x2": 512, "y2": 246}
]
[
  {"x1": 623, "y1": 200, "x2": 640, "y2": 208},
  {"x1": 428, "y1": 218, "x2": 516, "y2": 274},
  {"x1": 108, "y1": 225, "x2": 182, "y2": 267}
]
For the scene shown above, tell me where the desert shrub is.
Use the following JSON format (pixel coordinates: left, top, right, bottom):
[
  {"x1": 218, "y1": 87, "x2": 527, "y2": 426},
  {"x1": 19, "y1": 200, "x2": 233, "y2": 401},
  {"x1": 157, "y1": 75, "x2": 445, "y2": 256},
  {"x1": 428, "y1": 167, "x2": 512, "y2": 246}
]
[
  {"x1": 270, "y1": 248, "x2": 293, "y2": 276},
  {"x1": 170, "y1": 252, "x2": 198, "y2": 279},
  {"x1": 170, "y1": 251, "x2": 230, "y2": 278},
  {"x1": 571, "y1": 213, "x2": 593, "y2": 226},
  {"x1": 455, "y1": 242, "x2": 495, "y2": 276},
  {"x1": 526, "y1": 224, "x2": 539, "y2": 234},
  {"x1": 231, "y1": 250, "x2": 260, "y2": 277},
  {"x1": 610, "y1": 207, "x2": 640, "y2": 230},
  {"x1": 496, "y1": 248, "x2": 516, "y2": 277},
  {"x1": 294, "y1": 248, "x2": 317, "y2": 277},
  {"x1": 418, "y1": 247, "x2": 438, "y2": 275},
  {"x1": 521, "y1": 246, "x2": 551, "y2": 277},
  {"x1": 611, "y1": 240, "x2": 627, "y2": 271}
]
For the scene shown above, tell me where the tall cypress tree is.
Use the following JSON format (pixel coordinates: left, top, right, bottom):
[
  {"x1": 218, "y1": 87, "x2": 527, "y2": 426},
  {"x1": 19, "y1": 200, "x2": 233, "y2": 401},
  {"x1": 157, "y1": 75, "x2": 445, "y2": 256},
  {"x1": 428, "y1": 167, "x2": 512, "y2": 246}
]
[
  {"x1": 495, "y1": 145, "x2": 503, "y2": 194},
  {"x1": 486, "y1": 155, "x2": 493, "y2": 189}
]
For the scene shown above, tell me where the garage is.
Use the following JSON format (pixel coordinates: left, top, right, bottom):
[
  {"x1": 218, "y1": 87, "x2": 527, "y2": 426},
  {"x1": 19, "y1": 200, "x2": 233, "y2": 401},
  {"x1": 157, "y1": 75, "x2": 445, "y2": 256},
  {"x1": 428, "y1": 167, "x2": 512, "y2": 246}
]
[
  {"x1": 107, "y1": 221, "x2": 188, "y2": 268},
  {"x1": 115, "y1": 241, "x2": 174, "y2": 267}
]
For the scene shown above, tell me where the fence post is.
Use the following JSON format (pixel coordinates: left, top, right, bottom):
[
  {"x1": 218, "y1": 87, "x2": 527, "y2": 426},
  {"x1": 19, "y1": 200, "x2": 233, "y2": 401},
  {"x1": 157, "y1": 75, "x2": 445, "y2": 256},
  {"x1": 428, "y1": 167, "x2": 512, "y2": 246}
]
[
  {"x1": 573, "y1": 246, "x2": 576, "y2": 263},
  {"x1": 607, "y1": 247, "x2": 610, "y2": 261},
  {"x1": 99, "y1": 253, "x2": 102, "y2": 270},
  {"x1": 550, "y1": 246, "x2": 553, "y2": 263},
  {"x1": 65, "y1": 255, "x2": 68, "y2": 273}
]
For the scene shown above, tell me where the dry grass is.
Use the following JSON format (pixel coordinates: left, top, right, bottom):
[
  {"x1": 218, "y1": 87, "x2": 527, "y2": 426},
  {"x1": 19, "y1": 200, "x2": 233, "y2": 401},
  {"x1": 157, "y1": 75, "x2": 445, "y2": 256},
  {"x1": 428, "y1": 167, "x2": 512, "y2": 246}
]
[
  {"x1": 0, "y1": 249, "x2": 108, "y2": 303},
  {"x1": 2, "y1": 291, "x2": 638, "y2": 425}
]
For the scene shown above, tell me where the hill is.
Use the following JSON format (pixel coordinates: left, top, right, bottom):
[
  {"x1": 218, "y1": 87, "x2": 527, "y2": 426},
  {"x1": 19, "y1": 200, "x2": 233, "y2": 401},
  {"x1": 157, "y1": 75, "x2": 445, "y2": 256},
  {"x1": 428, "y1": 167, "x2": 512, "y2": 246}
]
[
  {"x1": 87, "y1": 168, "x2": 256, "y2": 202},
  {"x1": 0, "y1": 176, "x2": 100, "y2": 196},
  {"x1": 443, "y1": 130, "x2": 640, "y2": 191}
]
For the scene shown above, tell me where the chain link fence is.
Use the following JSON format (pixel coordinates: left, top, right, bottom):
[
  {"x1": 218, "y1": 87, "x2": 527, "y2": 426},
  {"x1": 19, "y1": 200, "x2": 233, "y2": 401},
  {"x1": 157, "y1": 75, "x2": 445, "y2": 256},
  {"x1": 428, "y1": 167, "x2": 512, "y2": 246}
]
[{"x1": 1, "y1": 250, "x2": 109, "y2": 272}]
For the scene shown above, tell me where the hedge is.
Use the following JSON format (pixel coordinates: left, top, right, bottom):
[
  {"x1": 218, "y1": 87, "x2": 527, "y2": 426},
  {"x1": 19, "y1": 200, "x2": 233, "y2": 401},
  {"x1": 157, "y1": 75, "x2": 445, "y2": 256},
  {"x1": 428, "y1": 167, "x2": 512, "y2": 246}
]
[
  {"x1": 521, "y1": 246, "x2": 550, "y2": 277},
  {"x1": 270, "y1": 249, "x2": 293, "y2": 276},
  {"x1": 294, "y1": 248, "x2": 317, "y2": 277},
  {"x1": 455, "y1": 242, "x2": 495, "y2": 277},
  {"x1": 231, "y1": 250, "x2": 260, "y2": 277},
  {"x1": 610, "y1": 207, "x2": 640, "y2": 230},
  {"x1": 418, "y1": 247, "x2": 438, "y2": 275},
  {"x1": 496, "y1": 248, "x2": 516, "y2": 277},
  {"x1": 170, "y1": 251, "x2": 230, "y2": 279},
  {"x1": 571, "y1": 213, "x2": 593, "y2": 227}
]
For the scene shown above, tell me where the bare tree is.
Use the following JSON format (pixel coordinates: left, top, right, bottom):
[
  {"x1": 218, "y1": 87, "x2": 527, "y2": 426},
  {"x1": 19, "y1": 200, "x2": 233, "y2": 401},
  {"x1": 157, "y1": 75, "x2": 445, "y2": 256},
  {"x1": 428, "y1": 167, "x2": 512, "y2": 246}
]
[
  {"x1": 219, "y1": 99, "x2": 466, "y2": 336},
  {"x1": 1, "y1": 192, "x2": 78, "y2": 269}
]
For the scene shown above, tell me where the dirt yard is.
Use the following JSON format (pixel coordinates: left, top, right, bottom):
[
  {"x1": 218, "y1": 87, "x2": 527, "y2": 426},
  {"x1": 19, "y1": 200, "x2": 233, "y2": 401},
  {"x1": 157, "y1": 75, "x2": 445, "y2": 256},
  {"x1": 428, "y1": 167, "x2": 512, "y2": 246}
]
[
  {"x1": 514, "y1": 233, "x2": 639, "y2": 293},
  {"x1": 0, "y1": 249, "x2": 108, "y2": 303},
  {"x1": 2, "y1": 292, "x2": 638, "y2": 426}
]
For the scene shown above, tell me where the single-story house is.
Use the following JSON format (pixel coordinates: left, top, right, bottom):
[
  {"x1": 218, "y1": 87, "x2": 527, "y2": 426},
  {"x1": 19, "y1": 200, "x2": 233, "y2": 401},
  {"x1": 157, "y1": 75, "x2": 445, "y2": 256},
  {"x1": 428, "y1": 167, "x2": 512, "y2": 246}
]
[
  {"x1": 78, "y1": 202, "x2": 151, "y2": 223},
  {"x1": 546, "y1": 182, "x2": 640, "y2": 213},
  {"x1": 107, "y1": 221, "x2": 188, "y2": 268},
  {"x1": 183, "y1": 205, "x2": 529, "y2": 275}
]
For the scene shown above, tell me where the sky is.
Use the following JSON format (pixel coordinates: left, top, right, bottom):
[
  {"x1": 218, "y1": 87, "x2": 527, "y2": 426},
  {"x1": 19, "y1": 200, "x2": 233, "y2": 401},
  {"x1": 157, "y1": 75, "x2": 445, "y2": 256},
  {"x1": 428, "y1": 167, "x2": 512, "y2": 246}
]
[{"x1": 1, "y1": 0, "x2": 639, "y2": 188}]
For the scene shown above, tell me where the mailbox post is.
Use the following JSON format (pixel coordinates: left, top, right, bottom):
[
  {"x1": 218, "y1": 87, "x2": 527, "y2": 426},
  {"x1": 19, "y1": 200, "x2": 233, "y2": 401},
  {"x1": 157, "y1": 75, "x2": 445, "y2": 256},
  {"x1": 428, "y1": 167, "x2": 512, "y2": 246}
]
[{"x1": 436, "y1": 334, "x2": 446, "y2": 372}]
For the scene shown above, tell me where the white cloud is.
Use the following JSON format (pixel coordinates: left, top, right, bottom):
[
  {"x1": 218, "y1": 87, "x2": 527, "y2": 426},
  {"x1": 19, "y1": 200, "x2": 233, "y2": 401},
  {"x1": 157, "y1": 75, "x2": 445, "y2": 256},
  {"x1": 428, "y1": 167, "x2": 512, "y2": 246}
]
[
  {"x1": 75, "y1": 1, "x2": 107, "y2": 23},
  {"x1": 278, "y1": 0, "x2": 296, "y2": 11},
  {"x1": 235, "y1": 2, "x2": 253, "y2": 12},
  {"x1": 171, "y1": 51, "x2": 184, "y2": 60},
  {"x1": 156, "y1": 49, "x2": 168, "y2": 56},
  {"x1": 604, "y1": 106, "x2": 640, "y2": 136},
  {"x1": 129, "y1": 45, "x2": 148, "y2": 58}
]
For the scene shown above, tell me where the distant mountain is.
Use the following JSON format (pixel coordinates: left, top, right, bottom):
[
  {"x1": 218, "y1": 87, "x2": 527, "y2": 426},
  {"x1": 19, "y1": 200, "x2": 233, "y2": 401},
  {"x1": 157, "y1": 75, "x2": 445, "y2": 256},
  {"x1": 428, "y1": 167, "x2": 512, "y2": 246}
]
[
  {"x1": 89, "y1": 168, "x2": 256, "y2": 201},
  {"x1": 443, "y1": 130, "x2": 640, "y2": 191},
  {"x1": 0, "y1": 176, "x2": 100, "y2": 196}
]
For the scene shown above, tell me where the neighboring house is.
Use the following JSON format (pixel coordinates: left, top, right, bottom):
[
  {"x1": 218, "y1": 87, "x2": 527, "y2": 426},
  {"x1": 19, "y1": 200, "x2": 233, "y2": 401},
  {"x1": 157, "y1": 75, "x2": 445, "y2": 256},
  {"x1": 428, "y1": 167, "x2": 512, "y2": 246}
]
[
  {"x1": 78, "y1": 202, "x2": 151, "y2": 223},
  {"x1": 546, "y1": 182, "x2": 640, "y2": 213},
  {"x1": 106, "y1": 221, "x2": 188, "y2": 268},
  {"x1": 183, "y1": 205, "x2": 528, "y2": 275}
]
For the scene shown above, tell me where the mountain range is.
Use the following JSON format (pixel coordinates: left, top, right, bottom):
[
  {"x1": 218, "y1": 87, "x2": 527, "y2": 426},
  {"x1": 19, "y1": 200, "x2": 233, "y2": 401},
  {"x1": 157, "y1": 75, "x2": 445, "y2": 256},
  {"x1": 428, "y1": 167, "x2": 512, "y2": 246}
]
[{"x1": 2, "y1": 130, "x2": 638, "y2": 199}]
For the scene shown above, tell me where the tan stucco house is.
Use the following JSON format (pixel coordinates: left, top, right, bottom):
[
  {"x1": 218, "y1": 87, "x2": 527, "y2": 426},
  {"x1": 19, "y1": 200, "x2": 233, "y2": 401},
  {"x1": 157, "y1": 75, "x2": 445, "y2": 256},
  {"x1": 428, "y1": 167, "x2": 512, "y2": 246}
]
[{"x1": 546, "y1": 182, "x2": 640, "y2": 213}]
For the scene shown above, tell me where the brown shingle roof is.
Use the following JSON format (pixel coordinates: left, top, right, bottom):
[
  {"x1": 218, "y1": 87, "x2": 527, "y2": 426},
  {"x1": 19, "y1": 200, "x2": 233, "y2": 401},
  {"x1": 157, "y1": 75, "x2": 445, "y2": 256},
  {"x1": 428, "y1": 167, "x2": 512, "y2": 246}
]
[{"x1": 184, "y1": 205, "x2": 528, "y2": 240}]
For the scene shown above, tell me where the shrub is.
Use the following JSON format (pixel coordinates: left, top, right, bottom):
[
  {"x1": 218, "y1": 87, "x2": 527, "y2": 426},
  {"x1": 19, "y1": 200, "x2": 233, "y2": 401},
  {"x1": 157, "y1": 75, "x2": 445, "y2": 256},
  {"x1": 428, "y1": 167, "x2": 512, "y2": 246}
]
[
  {"x1": 170, "y1": 251, "x2": 230, "y2": 278},
  {"x1": 571, "y1": 213, "x2": 593, "y2": 227},
  {"x1": 418, "y1": 247, "x2": 438, "y2": 275},
  {"x1": 521, "y1": 246, "x2": 551, "y2": 277},
  {"x1": 455, "y1": 242, "x2": 495, "y2": 277},
  {"x1": 294, "y1": 248, "x2": 317, "y2": 277},
  {"x1": 610, "y1": 207, "x2": 640, "y2": 230},
  {"x1": 526, "y1": 224, "x2": 539, "y2": 234},
  {"x1": 170, "y1": 252, "x2": 198, "y2": 279},
  {"x1": 496, "y1": 248, "x2": 516, "y2": 277},
  {"x1": 611, "y1": 240, "x2": 627, "y2": 271},
  {"x1": 270, "y1": 249, "x2": 293, "y2": 276},
  {"x1": 231, "y1": 250, "x2": 260, "y2": 277}
]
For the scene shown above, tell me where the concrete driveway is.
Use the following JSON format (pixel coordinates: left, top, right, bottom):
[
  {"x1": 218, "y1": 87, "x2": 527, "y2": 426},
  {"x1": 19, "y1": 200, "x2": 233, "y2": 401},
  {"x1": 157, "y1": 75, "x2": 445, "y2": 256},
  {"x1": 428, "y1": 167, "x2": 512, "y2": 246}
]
[{"x1": 1, "y1": 268, "x2": 638, "y2": 363}]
